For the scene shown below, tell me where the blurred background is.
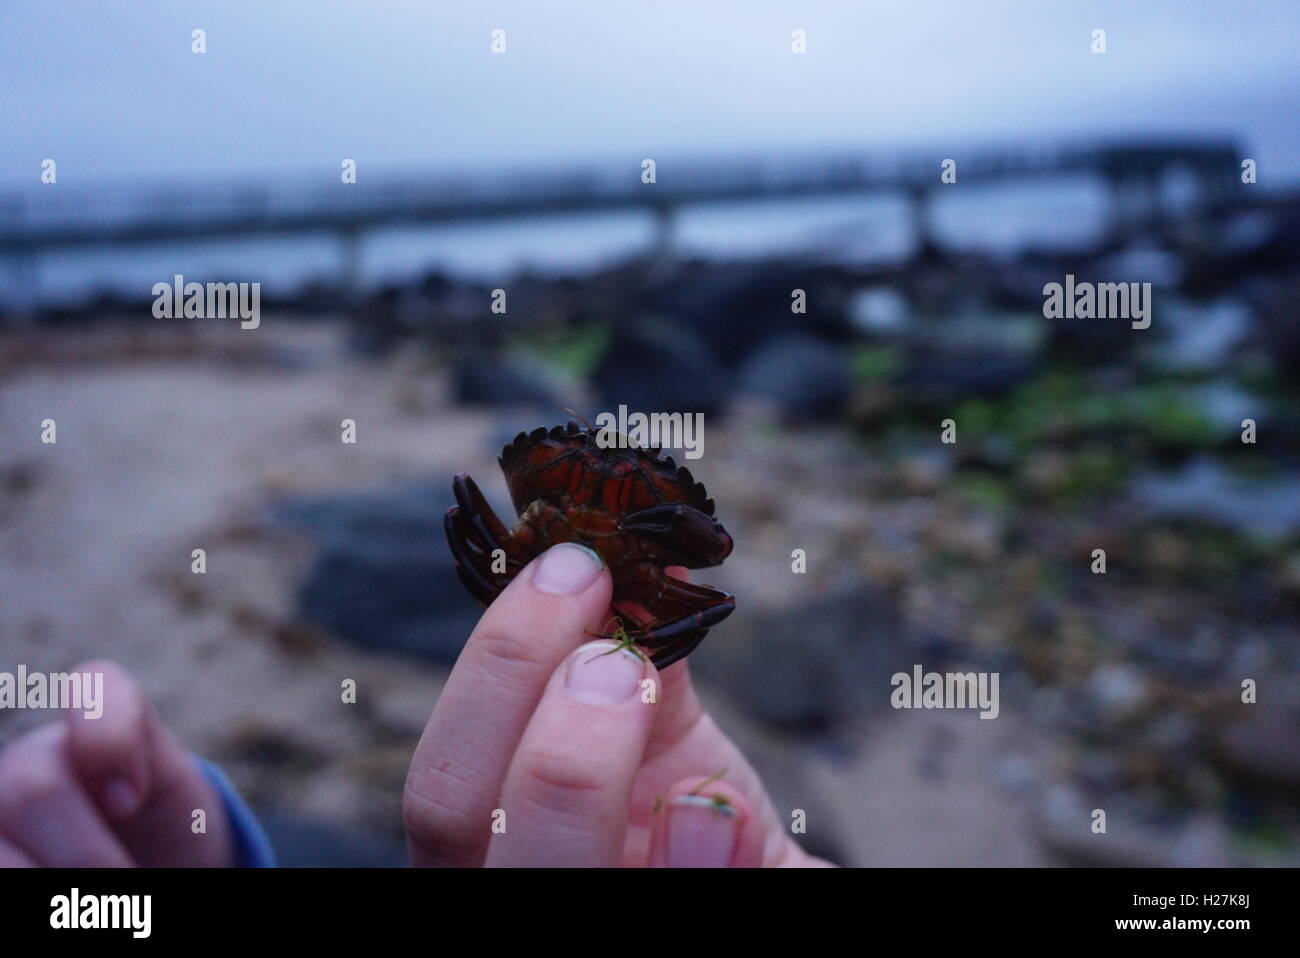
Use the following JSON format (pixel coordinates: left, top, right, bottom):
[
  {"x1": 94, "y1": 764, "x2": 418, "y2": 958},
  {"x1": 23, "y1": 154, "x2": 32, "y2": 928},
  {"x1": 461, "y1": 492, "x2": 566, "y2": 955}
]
[{"x1": 2, "y1": 1, "x2": 1298, "y2": 865}]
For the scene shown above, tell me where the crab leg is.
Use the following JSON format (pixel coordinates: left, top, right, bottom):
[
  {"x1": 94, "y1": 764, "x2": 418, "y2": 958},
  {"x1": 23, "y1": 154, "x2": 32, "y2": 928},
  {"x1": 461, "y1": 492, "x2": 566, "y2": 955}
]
[
  {"x1": 445, "y1": 508, "x2": 503, "y2": 605},
  {"x1": 611, "y1": 566, "x2": 735, "y2": 669},
  {"x1": 444, "y1": 473, "x2": 530, "y2": 605}
]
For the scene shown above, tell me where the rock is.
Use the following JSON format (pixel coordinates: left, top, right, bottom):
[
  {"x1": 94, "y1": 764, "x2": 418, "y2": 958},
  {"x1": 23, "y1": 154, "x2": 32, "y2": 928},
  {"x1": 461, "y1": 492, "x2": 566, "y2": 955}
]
[
  {"x1": 735, "y1": 332, "x2": 854, "y2": 419},
  {"x1": 1043, "y1": 269, "x2": 1142, "y2": 364},
  {"x1": 1034, "y1": 788, "x2": 1236, "y2": 867},
  {"x1": 655, "y1": 262, "x2": 853, "y2": 366},
  {"x1": 994, "y1": 755, "x2": 1039, "y2": 794},
  {"x1": 1129, "y1": 635, "x2": 1221, "y2": 683},
  {"x1": 1074, "y1": 751, "x2": 1125, "y2": 793},
  {"x1": 1131, "y1": 458, "x2": 1300, "y2": 541},
  {"x1": 591, "y1": 318, "x2": 728, "y2": 414},
  {"x1": 895, "y1": 311, "x2": 1046, "y2": 407},
  {"x1": 1095, "y1": 243, "x2": 1184, "y2": 289},
  {"x1": 1254, "y1": 278, "x2": 1300, "y2": 386},
  {"x1": 692, "y1": 587, "x2": 909, "y2": 732},
  {"x1": 844, "y1": 382, "x2": 899, "y2": 427},
  {"x1": 1211, "y1": 692, "x2": 1300, "y2": 795},
  {"x1": 452, "y1": 352, "x2": 565, "y2": 409},
  {"x1": 272, "y1": 482, "x2": 480, "y2": 664},
  {"x1": 923, "y1": 508, "x2": 1005, "y2": 564},
  {"x1": 349, "y1": 286, "x2": 407, "y2": 355},
  {"x1": 1087, "y1": 663, "x2": 1149, "y2": 722},
  {"x1": 1153, "y1": 300, "x2": 1249, "y2": 371},
  {"x1": 848, "y1": 286, "x2": 909, "y2": 335},
  {"x1": 901, "y1": 349, "x2": 1039, "y2": 403},
  {"x1": 888, "y1": 449, "x2": 953, "y2": 495},
  {"x1": 1279, "y1": 554, "x2": 1300, "y2": 600}
]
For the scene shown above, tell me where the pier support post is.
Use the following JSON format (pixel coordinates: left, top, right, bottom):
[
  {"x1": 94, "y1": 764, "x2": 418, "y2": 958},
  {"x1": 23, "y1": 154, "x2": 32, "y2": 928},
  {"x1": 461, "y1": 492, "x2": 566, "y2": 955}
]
[
  {"x1": 907, "y1": 186, "x2": 937, "y2": 259},
  {"x1": 648, "y1": 203, "x2": 676, "y2": 268},
  {"x1": 339, "y1": 227, "x2": 365, "y2": 311},
  {"x1": 3, "y1": 251, "x2": 39, "y2": 325},
  {"x1": 1105, "y1": 170, "x2": 1163, "y2": 243}
]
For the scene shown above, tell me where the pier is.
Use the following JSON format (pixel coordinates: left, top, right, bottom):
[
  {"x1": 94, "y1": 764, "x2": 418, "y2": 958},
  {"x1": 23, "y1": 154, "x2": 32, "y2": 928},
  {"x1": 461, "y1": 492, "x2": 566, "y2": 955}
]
[{"x1": 0, "y1": 137, "x2": 1247, "y2": 309}]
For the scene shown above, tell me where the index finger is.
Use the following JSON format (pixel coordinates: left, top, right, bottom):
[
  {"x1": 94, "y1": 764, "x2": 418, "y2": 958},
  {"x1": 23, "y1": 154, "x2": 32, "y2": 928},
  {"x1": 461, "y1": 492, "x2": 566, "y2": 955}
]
[{"x1": 403, "y1": 543, "x2": 612, "y2": 867}]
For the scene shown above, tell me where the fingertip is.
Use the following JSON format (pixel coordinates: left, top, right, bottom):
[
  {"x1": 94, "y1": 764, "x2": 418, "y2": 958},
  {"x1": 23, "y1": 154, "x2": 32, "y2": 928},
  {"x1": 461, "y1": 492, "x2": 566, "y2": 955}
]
[
  {"x1": 63, "y1": 659, "x2": 143, "y2": 733},
  {"x1": 562, "y1": 640, "x2": 650, "y2": 706},
  {"x1": 100, "y1": 777, "x2": 142, "y2": 819},
  {"x1": 62, "y1": 659, "x2": 130, "y2": 719},
  {"x1": 529, "y1": 542, "x2": 606, "y2": 596},
  {"x1": 651, "y1": 777, "x2": 764, "y2": 868},
  {"x1": 468, "y1": 544, "x2": 614, "y2": 674},
  {"x1": 63, "y1": 660, "x2": 151, "y2": 820}
]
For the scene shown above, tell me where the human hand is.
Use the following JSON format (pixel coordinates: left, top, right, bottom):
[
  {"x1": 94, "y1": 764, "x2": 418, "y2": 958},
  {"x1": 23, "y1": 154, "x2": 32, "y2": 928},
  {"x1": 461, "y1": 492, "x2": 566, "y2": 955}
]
[
  {"x1": 403, "y1": 543, "x2": 831, "y2": 867},
  {"x1": 0, "y1": 661, "x2": 234, "y2": 867}
]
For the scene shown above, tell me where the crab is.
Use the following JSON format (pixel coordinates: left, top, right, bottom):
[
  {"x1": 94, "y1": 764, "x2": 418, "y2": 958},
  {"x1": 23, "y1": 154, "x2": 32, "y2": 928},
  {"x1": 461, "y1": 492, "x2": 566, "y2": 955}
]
[{"x1": 444, "y1": 420, "x2": 735, "y2": 668}]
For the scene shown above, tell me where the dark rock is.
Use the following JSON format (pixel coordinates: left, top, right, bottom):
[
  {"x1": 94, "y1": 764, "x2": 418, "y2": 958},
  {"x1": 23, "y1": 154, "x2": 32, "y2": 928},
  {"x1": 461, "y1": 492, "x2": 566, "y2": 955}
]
[
  {"x1": 349, "y1": 286, "x2": 406, "y2": 355},
  {"x1": 736, "y1": 332, "x2": 854, "y2": 419},
  {"x1": 1185, "y1": 208, "x2": 1300, "y2": 295},
  {"x1": 452, "y1": 352, "x2": 564, "y2": 409},
  {"x1": 272, "y1": 482, "x2": 480, "y2": 664},
  {"x1": 655, "y1": 262, "x2": 854, "y2": 366},
  {"x1": 1253, "y1": 276, "x2": 1300, "y2": 386},
  {"x1": 1045, "y1": 312, "x2": 1138, "y2": 365},
  {"x1": 1034, "y1": 788, "x2": 1234, "y2": 867},
  {"x1": 592, "y1": 318, "x2": 728, "y2": 414},
  {"x1": 1211, "y1": 692, "x2": 1300, "y2": 796},
  {"x1": 692, "y1": 587, "x2": 911, "y2": 733},
  {"x1": 901, "y1": 349, "x2": 1040, "y2": 403},
  {"x1": 1128, "y1": 636, "x2": 1222, "y2": 684}
]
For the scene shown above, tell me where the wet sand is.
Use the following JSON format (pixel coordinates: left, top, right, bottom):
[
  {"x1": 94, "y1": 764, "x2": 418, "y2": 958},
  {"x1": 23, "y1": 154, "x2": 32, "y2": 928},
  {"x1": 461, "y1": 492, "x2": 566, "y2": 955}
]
[{"x1": 0, "y1": 319, "x2": 1084, "y2": 865}]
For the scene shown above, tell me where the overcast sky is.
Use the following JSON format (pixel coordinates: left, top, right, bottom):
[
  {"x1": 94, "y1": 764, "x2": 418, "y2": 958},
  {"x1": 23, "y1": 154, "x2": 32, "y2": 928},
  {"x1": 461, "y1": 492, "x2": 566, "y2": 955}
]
[{"x1": 2, "y1": 0, "x2": 1297, "y2": 188}]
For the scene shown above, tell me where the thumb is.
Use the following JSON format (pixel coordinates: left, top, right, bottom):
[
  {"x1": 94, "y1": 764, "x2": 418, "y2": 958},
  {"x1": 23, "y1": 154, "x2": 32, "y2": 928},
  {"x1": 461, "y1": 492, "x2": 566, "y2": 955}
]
[{"x1": 64, "y1": 660, "x2": 234, "y2": 867}]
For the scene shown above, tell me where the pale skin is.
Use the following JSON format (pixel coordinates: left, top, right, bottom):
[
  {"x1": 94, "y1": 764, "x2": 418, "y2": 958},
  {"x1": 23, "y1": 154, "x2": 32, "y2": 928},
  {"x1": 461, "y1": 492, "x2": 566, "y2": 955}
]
[
  {"x1": 404, "y1": 542, "x2": 832, "y2": 867},
  {"x1": 0, "y1": 544, "x2": 829, "y2": 867},
  {"x1": 0, "y1": 661, "x2": 234, "y2": 868}
]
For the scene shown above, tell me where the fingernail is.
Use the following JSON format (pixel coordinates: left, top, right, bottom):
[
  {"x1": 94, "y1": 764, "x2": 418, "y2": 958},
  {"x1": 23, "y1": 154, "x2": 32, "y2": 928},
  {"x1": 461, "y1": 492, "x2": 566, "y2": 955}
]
[
  {"x1": 102, "y1": 778, "x2": 141, "y2": 819},
  {"x1": 532, "y1": 543, "x2": 603, "y2": 595},
  {"x1": 565, "y1": 641, "x2": 644, "y2": 704},
  {"x1": 666, "y1": 794, "x2": 739, "y2": 867}
]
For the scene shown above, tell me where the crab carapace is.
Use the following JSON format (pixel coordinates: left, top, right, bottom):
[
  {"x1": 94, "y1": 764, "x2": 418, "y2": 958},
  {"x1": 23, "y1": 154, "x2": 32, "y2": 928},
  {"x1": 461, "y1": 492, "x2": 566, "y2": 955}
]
[{"x1": 444, "y1": 420, "x2": 735, "y2": 668}]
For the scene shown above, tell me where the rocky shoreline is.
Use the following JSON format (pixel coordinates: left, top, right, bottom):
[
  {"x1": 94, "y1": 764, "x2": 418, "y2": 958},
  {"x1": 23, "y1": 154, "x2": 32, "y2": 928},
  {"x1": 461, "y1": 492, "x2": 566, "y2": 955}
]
[{"x1": 2, "y1": 189, "x2": 1299, "y2": 864}]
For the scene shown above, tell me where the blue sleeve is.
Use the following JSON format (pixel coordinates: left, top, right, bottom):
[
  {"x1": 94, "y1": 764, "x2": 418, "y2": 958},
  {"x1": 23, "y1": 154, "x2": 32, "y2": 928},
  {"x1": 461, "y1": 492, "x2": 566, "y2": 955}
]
[{"x1": 194, "y1": 756, "x2": 278, "y2": 868}]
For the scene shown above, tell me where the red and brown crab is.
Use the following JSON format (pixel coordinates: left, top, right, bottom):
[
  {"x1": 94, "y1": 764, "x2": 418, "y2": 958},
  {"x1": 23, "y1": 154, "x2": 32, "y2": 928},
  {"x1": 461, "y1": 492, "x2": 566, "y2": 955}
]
[{"x1": 444, "y1": 420, "x2": 735, "y2": 668}]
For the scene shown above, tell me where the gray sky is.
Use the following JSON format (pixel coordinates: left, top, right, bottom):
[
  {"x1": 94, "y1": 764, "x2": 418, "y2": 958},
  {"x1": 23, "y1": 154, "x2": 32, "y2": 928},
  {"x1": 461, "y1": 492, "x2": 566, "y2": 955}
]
[{"x1": 2, "y1": 0, "x2": 1297, "y2": 187}]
